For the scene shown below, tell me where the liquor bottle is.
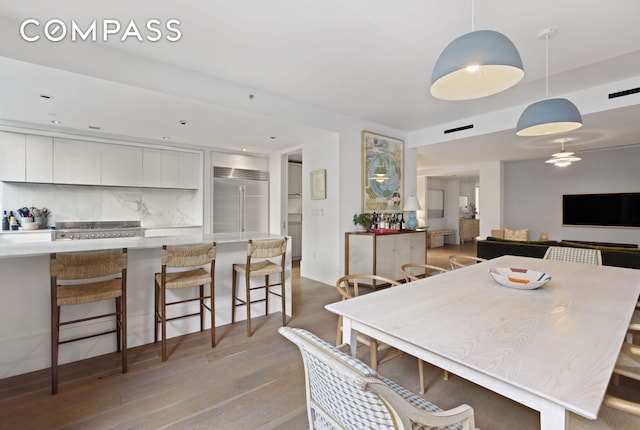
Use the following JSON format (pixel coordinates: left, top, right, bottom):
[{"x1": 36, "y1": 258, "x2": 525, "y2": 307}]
[
  {"x1": 2, "y1": 211, "x2": 9, "y2": 231},
  {"x1": 399, "y1": 213, "x2": 405, "y2": 230}
]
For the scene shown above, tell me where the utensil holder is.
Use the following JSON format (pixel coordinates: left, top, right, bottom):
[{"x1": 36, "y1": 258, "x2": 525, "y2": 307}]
[{"x1": 34, "y1": 215, "x2": 46, "y2": 228}]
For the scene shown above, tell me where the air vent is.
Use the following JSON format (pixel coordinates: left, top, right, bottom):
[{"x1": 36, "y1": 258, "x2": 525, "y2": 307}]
[
  {"x1": 608, "y1": 87, "x2": 640, "y2": 99},
  {"x1": 213, "y1": 166, "x2": 269, "y2": 181},
  {"x1": 88, "y1": 125, "x2": 102, "y2": 130},
  {"x1": 444, "y1": 124, "x2": 474, "y2": 134}
]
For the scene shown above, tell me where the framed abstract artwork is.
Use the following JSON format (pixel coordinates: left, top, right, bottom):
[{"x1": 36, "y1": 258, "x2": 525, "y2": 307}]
[
  {"x1": 310, "y1": 169, "x2": 326, "y2": 200},
  {"x1": 361, "y1": 130, "x2": 403, "y2": 212}
]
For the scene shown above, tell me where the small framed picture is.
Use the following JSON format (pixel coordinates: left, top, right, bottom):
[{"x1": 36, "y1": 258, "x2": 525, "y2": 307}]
[{"x1": 310, "y1": 169, "x2": 326, "y2": 200}]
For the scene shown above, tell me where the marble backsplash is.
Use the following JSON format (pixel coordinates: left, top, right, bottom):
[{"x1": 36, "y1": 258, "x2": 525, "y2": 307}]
[{"x1": 1, "y1": 182, "x2": 201, "y2": 227}]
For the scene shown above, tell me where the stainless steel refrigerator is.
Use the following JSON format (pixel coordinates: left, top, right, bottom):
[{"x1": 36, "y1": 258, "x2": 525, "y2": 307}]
[{"x1": 213, "y1": 166, "x2": 269, "y2": 233}]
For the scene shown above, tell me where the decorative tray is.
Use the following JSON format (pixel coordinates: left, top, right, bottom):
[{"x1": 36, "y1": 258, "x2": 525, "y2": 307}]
[
  {"x1": 488, "y1": 267, "x2": 551, "y2": 290},
  {"x1": 370, "y1": 229, "x2": 399, "y2": 233}
]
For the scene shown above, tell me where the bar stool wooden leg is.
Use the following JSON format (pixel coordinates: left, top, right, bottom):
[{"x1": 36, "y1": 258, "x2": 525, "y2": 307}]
[
  {"x1": 154, "y1": 280, "x2": 159, "y2": 343},
  {"x1": 231, "y1": 267, "x2": 237, "y2": 324},
  {"x1": 280, "y1": 273, "x2": 286, "y2": 326},
  {"x1": 121, "y1": 273, "x2": 127, "y2": 372},
  {"x1": 265, "y1": 275, "x2": 270, "y2": 316},
  {"x1": 161, "y1": 283, "x2": 167, "y2": 362},
  {"x1": 51, "y1": 280, "x2": 59, "y2": 395},
  {"x1": 246, "y1": 272, "x2": 252, "y2": 337},
  {"x1": 116, "y1": 297, "x2": 122, "y2": 352},
  {"x1": 199, "y1": 284, "x2": 205, "y2": 332}
]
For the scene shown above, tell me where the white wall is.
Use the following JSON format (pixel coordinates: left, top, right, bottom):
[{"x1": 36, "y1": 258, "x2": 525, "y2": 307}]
[{"x1": 504, "y1": 146, "x2": 640, "y2": 245}]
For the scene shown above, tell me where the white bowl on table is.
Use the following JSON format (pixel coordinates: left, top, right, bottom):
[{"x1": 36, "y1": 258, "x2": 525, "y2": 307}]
[
  {"x1": 21, "y1": 222, "x2": 40, "y2": 230},
  {"x1": 488, "y1": 267, "x2": 551, "y2": 290}
]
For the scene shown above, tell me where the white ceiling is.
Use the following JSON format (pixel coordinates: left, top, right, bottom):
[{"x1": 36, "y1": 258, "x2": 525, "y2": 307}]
[{"x1": 0, "y1": 0, "x2": 639, "y2": 169}]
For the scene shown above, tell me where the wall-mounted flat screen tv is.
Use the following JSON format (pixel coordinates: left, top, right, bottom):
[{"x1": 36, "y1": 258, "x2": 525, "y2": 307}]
[{"x1": 563, "y1": 192, "x2": 640, "y2": 227}]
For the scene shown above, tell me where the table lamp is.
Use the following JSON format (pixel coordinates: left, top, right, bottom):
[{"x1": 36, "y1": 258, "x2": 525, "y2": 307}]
[{"x1": 403, "y1": 196, "x2": 421, "y2": 230}]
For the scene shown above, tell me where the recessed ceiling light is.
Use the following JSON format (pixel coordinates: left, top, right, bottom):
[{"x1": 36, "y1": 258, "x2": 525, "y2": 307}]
[
  {"x1": 163, "y1": 136, "x2": 171, "y2": 140},
  {"x1": 270, "y1": 136, "x2": 276, "y2": 140},
  {"x1": 50, "y1": 120, "x2": 61, "y2": 124},
  {"x1": 241, "y1": 148, "x2": 247, "y2": 152},
  {"x1": 40, "y1": 94, "x2": 53, "y2": 99},
  {"x1": 179, "y1": 120, "x2": 188, "y2": 125}
]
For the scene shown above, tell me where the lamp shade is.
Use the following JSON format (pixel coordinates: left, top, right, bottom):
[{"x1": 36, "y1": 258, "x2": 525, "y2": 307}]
[
  {"x1": 430, "y1": 30, "x2": 524, "y2": 101},
  {"x1": 403, "y1": 196, "x2": 422, "y2": 212},
  {"x1": 516, "y1": 98, "x2": 582, "y2": 136}
]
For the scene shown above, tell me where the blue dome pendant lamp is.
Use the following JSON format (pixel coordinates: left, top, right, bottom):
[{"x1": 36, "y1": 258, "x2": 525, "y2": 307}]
[
  {"x1": 430, "y1": 0, "x2": 524, "y2": 100},
  {"x1": 516, "y1": 28, "x2": 583, "y2": 137}
]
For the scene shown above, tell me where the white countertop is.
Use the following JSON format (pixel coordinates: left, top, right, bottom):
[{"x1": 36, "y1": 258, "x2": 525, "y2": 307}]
[{"x1": 0, "y1": 231, "x2": 283, "y2": 258}]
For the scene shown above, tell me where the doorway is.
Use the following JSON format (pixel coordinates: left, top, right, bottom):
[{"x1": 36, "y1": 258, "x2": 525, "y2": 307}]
[{"x1": 286, "y1": 151, "x2": 302, "y2": 262}]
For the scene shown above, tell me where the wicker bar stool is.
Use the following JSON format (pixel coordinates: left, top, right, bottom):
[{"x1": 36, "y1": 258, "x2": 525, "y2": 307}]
[
  {"x1": 154, "y1": 243, "x2": 216, "y2": 361},
  {"x1": 232, "y1": 237, "x2": 288, "y2": 337},
  {"x1": 50, "y1": 248, "x2": 128, "y2": 395}
]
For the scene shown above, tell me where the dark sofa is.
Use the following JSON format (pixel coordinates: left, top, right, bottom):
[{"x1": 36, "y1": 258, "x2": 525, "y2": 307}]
[{"x1": 477, "y1": 237, "x2": 640, "y2": 270}]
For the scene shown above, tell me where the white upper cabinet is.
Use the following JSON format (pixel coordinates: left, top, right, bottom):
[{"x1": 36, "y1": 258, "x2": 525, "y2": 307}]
[
  {"x1": 161, "y1": 150, "x2": 180, "y2": 188},
  {"x1": 0, "y1": 131, "x2": 26, "y2": 181},
  {"x1": 179, "y1": 151, "x2": 200, "y2": 189},
  {"x1": 101, "y1": 143, "x2": 142, "y2": 186},
  {"x1": 25, "y1": 135, "x2": 53, "y2": 183},
  {"x1": 0, "y1": 132, "x2": 53, "y2": 183},
  {"x1": 2, "y1": 133, "x2": 200, "y2": 189},
  {"x1": 53, "y1": 138, "x2": 101, "y2": 185},
  {"x1": 143, "y1": 148, "x2": 199, "y2": 189},
  {"x1": 142, "y1": 148, "x2": 163, "y2": 187}
]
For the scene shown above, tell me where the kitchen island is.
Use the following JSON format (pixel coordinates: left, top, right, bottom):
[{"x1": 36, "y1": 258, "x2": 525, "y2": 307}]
[{"x1": 0, "y1": 232, "x2": 291, "y2": 379}]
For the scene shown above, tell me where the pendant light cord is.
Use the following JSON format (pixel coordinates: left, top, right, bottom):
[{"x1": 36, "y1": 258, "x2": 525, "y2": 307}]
[
  {"x1": 471, "y1": 0, "x2": 475, "y2": 31},
  {"x1": 545, "y1": 34, "x2": 549, "y2": 98}
]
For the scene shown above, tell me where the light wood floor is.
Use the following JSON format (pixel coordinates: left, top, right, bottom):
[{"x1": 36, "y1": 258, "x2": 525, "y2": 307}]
[
  {"x1": 427, "y1": 240, "x2": 478, "y2": 269},
  {"x1": 1, "y1": 260, "x2": 639, "y2": 429}
]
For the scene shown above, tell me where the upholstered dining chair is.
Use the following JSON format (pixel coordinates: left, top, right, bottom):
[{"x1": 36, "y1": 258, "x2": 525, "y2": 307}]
[
  {"x1": 279, "y1": 327, "x2": 476, "y2": 430},
  {"x1": 449, "y1": 255, "x2": 487, "y2": 270},
  {"x1": 50, "y1": 248, "x2": 128, "y2": 394},
  {"x1": 154, "y1": 243, "x2": 216, "y2": 361},
  {"x1": 401, "y1": 263, "x2": 449, "y2": 282},
  {"x1": 335, "y1": 274, "x2": 428, "y2": 394},
  {"x1": 543, "y1": 246, "x2": 602, "y2": 265},
  {"x1": 232, "y1": 237, "x2": 288, "y2": 337}
]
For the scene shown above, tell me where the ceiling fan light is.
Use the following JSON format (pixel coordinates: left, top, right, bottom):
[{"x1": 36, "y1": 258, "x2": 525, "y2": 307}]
[
  {"x1": 516, "y1": 98, "x2": 583, "y2": 136},
  {"x1": 430, "y1": 30, "x2": 524, "y2": 101}
]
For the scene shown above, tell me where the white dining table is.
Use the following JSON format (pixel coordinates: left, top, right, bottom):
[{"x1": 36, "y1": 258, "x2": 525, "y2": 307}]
[{"x1": 325, "y1": 255, "x2": 640, "y2": 430}]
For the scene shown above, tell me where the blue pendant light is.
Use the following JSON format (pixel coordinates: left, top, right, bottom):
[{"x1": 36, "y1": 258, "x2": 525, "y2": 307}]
[
  {"x1": 516, "y1": 28, "x2": 582, "y2": 136},
  {"x1": 430, "y1": 1, "x2": 524, "y2": 100},
  {"x1": 516, "y1": 98, "x2": 582, "y2": 136},
  {"x1": 431, "y1": 30, "x2": 524, "y2": 100}
]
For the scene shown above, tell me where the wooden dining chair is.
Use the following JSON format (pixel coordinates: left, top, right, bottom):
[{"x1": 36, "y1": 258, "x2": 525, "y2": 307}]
[
  {"x1": 400, "y1": 263, "x2": 448, "y2": 282},
  {"x1": 400, "y1": 263, "x2": 452, "y2": 384},
  {"x1": 543, "y1": 246, "x2": 602, "y2": 265},
  {"x1": 604, "y1": 343, "x2": 640, "y2": 416},
  {"x1": 280, "y1": 327, "x2": 475, "y2": 430},
  {"x1": 50, "y1": 248, "x2": 128, "y2": 394},
  {"x1": 449, "y1": 255, "x2": 487, "y2": 270},
  {"x1": 154, "y1": 243, "x2": 216, "y2": 361},
  {"x1": 335, "y1": 274, "x2": 428, "y2": 393},
  {"x1": 232, "y1": 238, "x2": 288, "y2": 337}
]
